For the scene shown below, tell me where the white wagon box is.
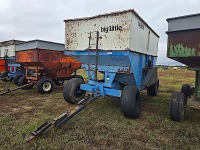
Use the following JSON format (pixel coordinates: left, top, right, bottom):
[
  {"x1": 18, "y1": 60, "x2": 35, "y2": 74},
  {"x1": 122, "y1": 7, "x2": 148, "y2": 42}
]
[{"x1": 64, "y1": 9, "x2": 159, "y2": 56}]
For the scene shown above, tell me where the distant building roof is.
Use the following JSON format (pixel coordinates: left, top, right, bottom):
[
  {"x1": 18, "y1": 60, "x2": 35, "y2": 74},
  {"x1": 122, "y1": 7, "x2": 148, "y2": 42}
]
[{"x1": 0, "y1": 40, "x2": 25, "y2": 47}]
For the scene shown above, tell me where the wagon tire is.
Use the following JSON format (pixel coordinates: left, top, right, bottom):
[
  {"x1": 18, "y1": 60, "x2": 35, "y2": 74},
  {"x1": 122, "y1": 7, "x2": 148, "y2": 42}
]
[
  {"x1": 181, "y1": 84, "x2": 192, "y2": 105},
  {"x1": 18, "y1": 75, "x2": 34, "y2": 90},
  {"x1": 63, "y1": 78, "x2": 86, "y2": 104},
  {"x1": 147, "y1": 80, "x2": 159, "y2": 96},
  {"x1": 13, "y1": 74, "x2": 23, "y2": 85},
  {"x1": 0, "y1": 71, "x2": 9, "y2": 82},
  {"x1": 181, "y1": 84, "x2": 192, "y2": 97},
  {"x1": 170, "y1": 92, "x2": 185, "y2": 122},
  {"x1": 37, "y1": 77, "x2": 54, "y2": 94},
  {"x1": 121, "y1": 85, "x2": 141, "y2": 119}
]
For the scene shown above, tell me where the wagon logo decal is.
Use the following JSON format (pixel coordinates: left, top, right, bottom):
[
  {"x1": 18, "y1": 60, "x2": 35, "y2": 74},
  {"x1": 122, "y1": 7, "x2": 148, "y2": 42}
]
[
  {"x1": 101, "y1": 25, "x2": 123, "y2": 33},
  {"x1": 101, "y1": 17, "x2": 123, "y2": 33},
  {"x1": 105, "y1": 17, "x2": 118, "y2": 24}
]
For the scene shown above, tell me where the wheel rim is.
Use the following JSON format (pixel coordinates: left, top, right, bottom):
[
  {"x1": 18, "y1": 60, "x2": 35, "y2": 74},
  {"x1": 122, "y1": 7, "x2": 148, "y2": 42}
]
[
  {"x1": 74, "y1": 86, "x2": 83, "y2": 98},
  {"x1": 42, "y1": 82, "x2": 52, "y2": 92}
]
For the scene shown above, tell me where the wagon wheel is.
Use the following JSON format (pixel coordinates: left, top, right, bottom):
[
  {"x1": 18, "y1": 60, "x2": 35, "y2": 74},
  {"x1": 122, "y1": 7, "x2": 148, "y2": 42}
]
[
  {"x1": 36, "y1": 77, "x2": 54, "y2": 94},
  {"x1": 63, "y1": 78, "x2": 86, "y2": 104},
  {"x1": 181, "y1": 84, "x2": 193, "y2": 106},
  {"x1": 13, "y1": 74, "x2": 23, "y2": 85},
  {"x1": 170, "y1": 92, "x2": 186, "y2": 121},
  {"x1": 0, "y1": 71, "x2": 12, "y2": 82},
  {"x1": 147, "y1": 79, "x2": 159, "y2": 96},
  {"x1": 18, "y1": 75, "x2": 34, "y2": 90},
  {"x1": 121, "y1": 85, "x2": 141, "y2": 119}
]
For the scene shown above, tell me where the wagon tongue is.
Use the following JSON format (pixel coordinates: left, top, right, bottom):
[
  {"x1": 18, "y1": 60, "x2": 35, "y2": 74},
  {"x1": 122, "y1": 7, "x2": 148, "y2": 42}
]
[
  {"x1": 0, "y1": 83, "x2": 34, "y2": 96},
  {"x1": 25, "y1": 94, "x2": 101, "y2": 143}
]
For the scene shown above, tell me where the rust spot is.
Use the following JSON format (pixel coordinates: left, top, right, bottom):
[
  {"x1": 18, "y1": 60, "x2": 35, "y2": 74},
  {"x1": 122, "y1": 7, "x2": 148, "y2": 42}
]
[{"x1": 117, "y1": 68, "x2": 131, "y2": 74}]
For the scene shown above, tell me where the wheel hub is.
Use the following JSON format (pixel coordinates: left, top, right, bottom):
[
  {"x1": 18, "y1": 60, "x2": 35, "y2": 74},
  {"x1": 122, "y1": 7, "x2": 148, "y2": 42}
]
[{"x1": 43, "y1": 82, "x2": 52, "y2": 91}]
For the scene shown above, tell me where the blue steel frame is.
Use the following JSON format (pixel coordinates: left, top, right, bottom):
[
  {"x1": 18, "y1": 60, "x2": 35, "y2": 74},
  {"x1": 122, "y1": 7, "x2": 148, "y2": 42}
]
[
  {"x1": 65, "y1": 50, "x2": 157, "y2": 97},
  {"x1": 7, "y1": 63, "x2": 25, "y2": 78}
]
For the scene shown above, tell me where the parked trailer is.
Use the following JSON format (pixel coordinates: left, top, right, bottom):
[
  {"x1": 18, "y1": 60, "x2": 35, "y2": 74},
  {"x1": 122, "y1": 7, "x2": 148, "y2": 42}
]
[
  {"x1": 64, "y1": 9, "x2": 159, "y2": 118},
  {"x1": 25, "y1": 9, "x2": 159, "y2": 142},
  {"x1": 14, "y1": 40, "x2": 81, "y2": 94},
  {"x1": 166, "y1": 13, "x2": 200, "y2": 121}
]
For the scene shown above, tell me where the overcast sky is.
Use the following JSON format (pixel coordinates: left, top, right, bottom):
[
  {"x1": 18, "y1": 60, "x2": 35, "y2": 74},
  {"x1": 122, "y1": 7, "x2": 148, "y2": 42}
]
[{"x1": 0, "y1": 0, "x2": 199, "y2": 65}]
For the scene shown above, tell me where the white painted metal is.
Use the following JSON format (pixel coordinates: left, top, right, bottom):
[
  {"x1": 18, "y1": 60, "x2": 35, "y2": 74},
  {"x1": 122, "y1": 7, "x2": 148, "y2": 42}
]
[
  {"x1": 0, "y1": 45, "x2": 15, "y2": 57},
  {"x1": 64, "y1": 9, "x2": 159, "y2": 56},
  {"x1": 0, "y1": 40, "x2": 24, "y2": 57}
]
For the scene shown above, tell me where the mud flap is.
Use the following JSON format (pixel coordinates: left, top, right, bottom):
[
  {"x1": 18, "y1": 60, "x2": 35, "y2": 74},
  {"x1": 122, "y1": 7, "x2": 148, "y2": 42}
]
[{"x1": 140, "y1": 67, "x2": 158, "y2": 90}]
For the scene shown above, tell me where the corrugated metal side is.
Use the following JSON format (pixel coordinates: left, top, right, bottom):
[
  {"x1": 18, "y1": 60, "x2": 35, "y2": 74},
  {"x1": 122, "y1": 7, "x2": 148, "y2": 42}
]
[
  {"x1": 130, "y1": 15, "x2": 158, "y2": 56},
  {"x1": 16, "y1": 40, "x2": 64, "y2": 51},
  {"x1": 167, "y1": 14, "x2": 200, "y2": 32}
]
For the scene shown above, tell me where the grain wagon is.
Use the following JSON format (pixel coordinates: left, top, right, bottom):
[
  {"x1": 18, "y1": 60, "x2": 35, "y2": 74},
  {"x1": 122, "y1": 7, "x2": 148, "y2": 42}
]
[
  {"x1": 2, "y1": 39, "x2": 81, "y2": 94},
  {"x1": 64, "y1": 9, "x2": 160, "y2": 118},
  {"x1": 25, "y1": 9, "x2": 160, "y2": 142},
  {"x1": 167, "y1": 13, "x2": 200, "y2": 121}
]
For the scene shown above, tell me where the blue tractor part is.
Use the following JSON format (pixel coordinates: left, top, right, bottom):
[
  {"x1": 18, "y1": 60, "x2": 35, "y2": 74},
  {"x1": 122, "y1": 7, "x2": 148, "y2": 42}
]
[
  {"x1": 8, "y1": 63, "x2": 25, "y2": 79},
  {"x1": 0, "y1": 54, "x2": 25, "y2": 83},
  {"x1": 0, "y1": 63, "x2": 25, "y2": 83}
]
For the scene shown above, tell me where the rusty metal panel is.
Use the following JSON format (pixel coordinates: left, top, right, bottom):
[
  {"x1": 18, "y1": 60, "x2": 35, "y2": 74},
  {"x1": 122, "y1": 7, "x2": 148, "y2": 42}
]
[
  {"x1": 16, "y1": 49, "x2": 39, "y2": 63},
  {"x1": 167, "y1": 13, "x2": 200, "y2": 67},
  {"x1": 64, "y1": 9, "x2": 159, "y2": 56},
  {"x1": 16, "y1": 48, "x2": 81, "y2": 79},
  {"x1": 167, "y1": 29, "x2": 200, "y2": 66}
]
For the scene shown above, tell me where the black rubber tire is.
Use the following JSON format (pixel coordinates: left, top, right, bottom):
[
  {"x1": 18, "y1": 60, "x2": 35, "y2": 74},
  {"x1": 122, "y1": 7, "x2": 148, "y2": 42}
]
[
  {"x1": 0, "y1": 71, "x2": 10, "y2": 82},
  {"x1": 121, "y1": 85, "x2": 141, "y2": 119},
  {"x1": 63, "y1": 78, "x2": 86, "y2": 104},
  {"x1": 54, "y1": 80, "x2": 64, "y2": 86},
  {"x1": 181, "y1": 84, "x2": 192, "y2": 106},
  {"x1": 181, "y1": 84, "x2": 192, "y2": 97},
  {"x1": 36, "y1": 77, "x2": 54, "y2": 94},
  {"x1": 18, "y1": 75, "x2": 34, "y2": 90},
  {"x1": 147, "y1": 80, "x2": 159, "y2": 96},
  {"x1": 13, "y1": 74, "x2": 23, "y2": 85},
  {"x1": 170, "y1": 92, "x2": 185, "y2": 122}
]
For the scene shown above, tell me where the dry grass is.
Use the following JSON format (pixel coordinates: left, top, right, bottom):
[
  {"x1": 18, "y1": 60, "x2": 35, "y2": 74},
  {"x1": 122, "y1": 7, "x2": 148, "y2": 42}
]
[{"x1": 0, "y1": 68, "x2": 200, "y2": 149}]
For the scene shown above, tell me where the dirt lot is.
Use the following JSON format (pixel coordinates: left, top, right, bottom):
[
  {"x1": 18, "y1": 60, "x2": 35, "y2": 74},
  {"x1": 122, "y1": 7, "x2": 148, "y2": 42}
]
[{"x1": 0, "y1": 68, "x2": 200, "y2": 149}]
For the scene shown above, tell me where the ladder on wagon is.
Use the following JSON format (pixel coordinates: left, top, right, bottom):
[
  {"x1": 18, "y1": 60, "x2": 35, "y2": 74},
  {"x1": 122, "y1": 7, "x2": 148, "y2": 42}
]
[{"x1": 88, "y1": 31, "x2": 99, "y2": 83}]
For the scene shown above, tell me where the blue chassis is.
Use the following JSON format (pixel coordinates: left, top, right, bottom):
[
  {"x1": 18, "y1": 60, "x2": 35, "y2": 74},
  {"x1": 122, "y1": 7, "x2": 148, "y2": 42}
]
[
  {"x1": 65, "y1": 50, "x2": 157, "y2": 97},
  {"x1": 7, "y1": 63, "x2": 25, "y2": 78}
]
